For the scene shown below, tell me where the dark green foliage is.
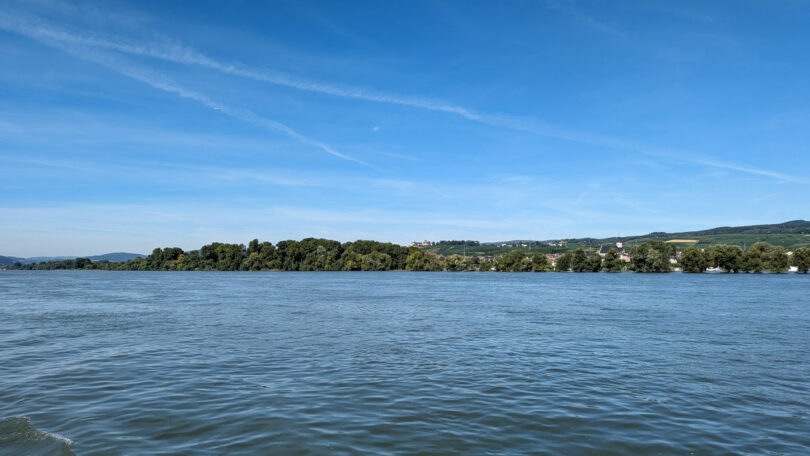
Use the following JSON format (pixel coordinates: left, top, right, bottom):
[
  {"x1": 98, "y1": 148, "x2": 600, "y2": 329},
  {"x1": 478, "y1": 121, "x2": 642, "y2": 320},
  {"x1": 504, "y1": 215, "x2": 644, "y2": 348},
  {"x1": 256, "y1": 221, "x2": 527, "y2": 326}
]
[
  {"x1": 710, "y1": 242, "x2": 787, "y2": 273},
  {"x1": 602, "y1": 249, "x2": 624, "y2": 272},
  {"x1": 767, "y1": 246, "x2": 789, "y2": 273},
  {"x1": 743, "y1": 250, "x2": 764, "y2": 273},
  {"x1": 247, "y1": 239, "x2": 260, "y2": 255},
  {"x1": 586, "y1": 253, "x2": 603, "y2": 272},
  {"x1": 146, "y1": 247, "x2": 183, "y2": 270},
  {"x1": 2, "y1": 238, "x2": 409, "y2": 272},
  {"x1": 741, "y1": 242, "x2": 771, "y2": 273},
  {"x1": 570, "y1": 249, "x2": 588, "y2": 272},
  {"x1": 477, "y1": 258, "x2": 494, "y2": 272},
  {"x1": 495, "y1": 250, "x2": 532, "y2": 272},
  {"x1": 679, "y1": 247, "x2": 710, "y2": 273},
  {"x1": 242, "y1": 242, "x2": 277, "y2": 270},
  {"x1": 445, "y1": 254, "x2": 473, "y2": 271},
  {"x1": 405, "y1": 249, "x2": 443, "y2": 271},
  {"x1": 360, "y1": 251, "x2": 392, "y2": 271},
  {"x1": 297, "y1": 238, "x2": 342, "y2": 271},
  {"x1": 629, "y1": 241, "x2": 675, "y2": 273},
  {"x1": 436, "y1": 240, "x2": 480, "y2": 246},
  {"x1": 555, "y1": 253, "x2": 572, "y2": 272},
  {"x1": 711, "y1": 245, "x2": 744, "y2": 273},
  {"x1": 531, "y1": 254, "x2": 551, "y2": 272},
  {"x1": 8, "y1": 235, "x2": 808, "y2": 273},
  {"x1": 342, "y1": 240, "x2": 409, "y2": 271},
  {"x1": 792, "y1": 247, "x2": 810, "y2": 273}
]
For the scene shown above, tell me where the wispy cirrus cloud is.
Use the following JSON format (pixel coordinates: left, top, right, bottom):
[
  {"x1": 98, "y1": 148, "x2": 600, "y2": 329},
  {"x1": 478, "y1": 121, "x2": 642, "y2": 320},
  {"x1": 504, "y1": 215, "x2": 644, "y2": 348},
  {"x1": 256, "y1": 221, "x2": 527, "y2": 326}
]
[
  {"x1": 694, "y1": 159, "x2": 810, "y2": 184},
  {"x1": 0, "y1": 11, "x2": 613, "y2": 142},
  {"x1": 0, "y1": 10, "x2": 805, "y2": 184},
  {"x1": 0, "y1": 12, "x2": 375, "y2": 170}
]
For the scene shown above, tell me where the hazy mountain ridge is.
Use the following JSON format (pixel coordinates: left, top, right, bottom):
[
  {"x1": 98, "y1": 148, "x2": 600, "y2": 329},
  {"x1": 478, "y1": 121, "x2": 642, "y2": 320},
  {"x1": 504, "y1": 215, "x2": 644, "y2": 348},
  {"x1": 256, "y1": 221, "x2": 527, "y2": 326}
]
[{"x1": 0, "y1": 252, "x2": 145, "y2": 267}]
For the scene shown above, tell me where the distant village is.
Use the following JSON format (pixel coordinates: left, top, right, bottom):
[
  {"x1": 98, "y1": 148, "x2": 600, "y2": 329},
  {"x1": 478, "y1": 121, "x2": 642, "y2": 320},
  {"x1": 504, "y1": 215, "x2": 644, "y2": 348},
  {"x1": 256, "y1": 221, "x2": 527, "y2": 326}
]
[
  {"x1": 412, "y1": 238, "x2": 634, "y2": 267},
  {"x1": 408, "y1": 237, "x2": 804, "y2": 272}
]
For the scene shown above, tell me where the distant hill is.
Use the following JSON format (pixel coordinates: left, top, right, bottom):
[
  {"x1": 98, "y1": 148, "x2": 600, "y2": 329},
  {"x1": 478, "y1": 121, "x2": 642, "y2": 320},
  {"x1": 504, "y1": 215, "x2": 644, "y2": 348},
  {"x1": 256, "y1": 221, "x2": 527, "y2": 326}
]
[
  {"x1": 627, "y1": 219, "x2": 810, "y2": 238},
  {"x1": 86, "y1": 252, "x2": 145, "y2": 262},
  {"x1": 0, "y1": 252, "x2": 145, "y2": 266},
  {"x1": 490, "y1": 220, "x2": 810, "y2": 247},
  {"x1": 427, "y1": 220, "x2": 810, "y2": 256},
  {"x1": 615, "y1": 220, "x2": 810, "y2": 249},
  {"x1": 0, "y1": 255, "x2": 25, "y2": 267},
  {"x1": 22, "y1": 256, "x2": 74, "y2": 263}
]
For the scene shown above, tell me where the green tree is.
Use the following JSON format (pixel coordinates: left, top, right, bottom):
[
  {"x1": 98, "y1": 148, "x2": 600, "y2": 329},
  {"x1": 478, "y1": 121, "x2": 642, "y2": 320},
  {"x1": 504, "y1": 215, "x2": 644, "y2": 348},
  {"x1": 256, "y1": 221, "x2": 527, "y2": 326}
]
[
  {"x1": 360, "y1": 251, "x2": 392, "y2": 271},
  {"x1": 712, "y1": 245, "x2": 743, "y2": 273},
  {"x1": 341, "y1": 251, "x2": 363, "y2": 271},
  {"x1": 679, "y1": 247, "x2": 710, "y2": 273},
  {"x1": 792, "y1": 247, "x2": 810, "y2": 273},
  {"x1": 247, "y1": 238, "x2": 260, "y2": 255},
  {"x1": 213, "y1": 243, "x2": 246, "y2": 271},
  {"x1": 161, "y1": 247, "x2": 184, "y2": 270},
  {"x1": 445, "y1": 254, "x2": 472, "y2": 271},
  {"x1": 531, "y1": 254, "x2": 551, "y2": 272},
  {"x1": 767, "y1": 246, "x2": 789, "y2": 273},
  {"x1": 273, "y1": 240, "x2": 300, "y2": 270},
  {"x1": 555, "y1": 253, "x2": 572, "y2": 272},
  {"x1": 147, "y1": 248, "x2": 163, "y2": 269},
  {"x1": 344, "y1": 240, "x2": 410, "y2": 270},
  {"x1": 182, "y1": 250, "x2": 202, "y2": 270},
  {"x1": 586, "y1": 253, "x2": 603, "y2": 272},
  {"x1": 743, "y1": 249, "x2": 764, "y2": 273},
  {"x1": 258, "y1": 242, "x2": 277, "y2": 269},
  {"x1": 406, "y1": 249, "x2": 442, "y2": 271},
  {"x1": 629, "y1": 241, "x2": 674, "y2": 273},
  {"x1": 742, "y1": 242, "x2": 771, "y2": 273},
  {"x1": 242, "y1": 251, "x2": 263, "y2": 270},
  {"x1": 300, "y1": 239, "x2": 342, "y2": 270},
  {"x1": 602, "y1": 249, "x2": 624, "y2": 272},
  {"x1": 570, "y1": 248, "x2": 588, "y2": 272},
  {"x1": 496, "y1": 250, "x2": 531, "y2": 271},
  {"x1": 174, "y1": 253, "x2": 186, "y2": 270}
]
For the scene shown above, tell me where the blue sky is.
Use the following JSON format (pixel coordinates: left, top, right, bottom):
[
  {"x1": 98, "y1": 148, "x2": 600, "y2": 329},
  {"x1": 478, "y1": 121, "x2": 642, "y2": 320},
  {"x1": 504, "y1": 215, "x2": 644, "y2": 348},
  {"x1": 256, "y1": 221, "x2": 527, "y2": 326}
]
[{"x1": 1, "y1": 0, "x2": 809, "y2": 256}]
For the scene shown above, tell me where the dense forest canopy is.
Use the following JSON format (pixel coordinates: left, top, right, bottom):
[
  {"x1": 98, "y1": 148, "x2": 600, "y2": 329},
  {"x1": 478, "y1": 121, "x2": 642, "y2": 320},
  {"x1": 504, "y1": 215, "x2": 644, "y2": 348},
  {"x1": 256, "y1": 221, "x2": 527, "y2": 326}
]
[{"x1": 5, "y1": 239, "x2": 810, "y2": 274}]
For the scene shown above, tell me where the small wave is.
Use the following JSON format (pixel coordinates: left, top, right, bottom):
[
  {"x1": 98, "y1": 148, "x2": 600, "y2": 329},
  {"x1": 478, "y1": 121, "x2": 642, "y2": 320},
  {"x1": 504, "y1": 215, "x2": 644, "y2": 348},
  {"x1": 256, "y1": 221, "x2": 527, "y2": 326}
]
[{"x1": 0, "y1": 416, "x2": 75, "y2": 455}]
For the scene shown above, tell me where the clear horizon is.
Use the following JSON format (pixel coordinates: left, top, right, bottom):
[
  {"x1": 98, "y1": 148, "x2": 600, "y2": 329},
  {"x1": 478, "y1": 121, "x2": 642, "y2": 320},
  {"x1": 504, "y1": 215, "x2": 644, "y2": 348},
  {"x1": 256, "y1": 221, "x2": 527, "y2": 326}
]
[{"x1": 2, "y1": 1, "x2": 809, "y2": 257}]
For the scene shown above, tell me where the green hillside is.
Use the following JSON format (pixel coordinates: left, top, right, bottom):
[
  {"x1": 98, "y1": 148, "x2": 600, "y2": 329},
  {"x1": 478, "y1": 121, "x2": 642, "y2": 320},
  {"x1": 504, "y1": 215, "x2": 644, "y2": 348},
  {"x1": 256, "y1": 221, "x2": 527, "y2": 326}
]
[
  {"x1": 620, "y1": 220, "x2": 810, "y2": 250},
  {"x1": 424, "y1": 220, "x2": 810, "y2": 256}
]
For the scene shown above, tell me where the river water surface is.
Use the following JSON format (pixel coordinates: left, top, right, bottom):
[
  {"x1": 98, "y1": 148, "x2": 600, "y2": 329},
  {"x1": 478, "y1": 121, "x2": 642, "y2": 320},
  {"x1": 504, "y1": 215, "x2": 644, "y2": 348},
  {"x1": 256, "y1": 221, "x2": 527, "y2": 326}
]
[{"x1": 1, "y1": 271, "x2": 808, "y2": 454}]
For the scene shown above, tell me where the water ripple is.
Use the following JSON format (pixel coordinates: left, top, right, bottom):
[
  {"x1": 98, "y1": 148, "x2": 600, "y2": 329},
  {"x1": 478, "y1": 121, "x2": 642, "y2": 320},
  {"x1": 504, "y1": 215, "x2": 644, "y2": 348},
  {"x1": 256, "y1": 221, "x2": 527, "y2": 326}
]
[{"x1": 1, "y1": 271, "x2": 809, "y2": 454}]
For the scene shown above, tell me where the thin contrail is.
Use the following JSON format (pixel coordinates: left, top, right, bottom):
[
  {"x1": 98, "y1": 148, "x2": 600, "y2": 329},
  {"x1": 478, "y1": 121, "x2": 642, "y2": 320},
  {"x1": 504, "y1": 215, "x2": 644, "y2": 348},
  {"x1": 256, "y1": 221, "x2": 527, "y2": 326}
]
[
  {"x1": 0, "y1": 13, "x2": 687, "y2": 145},
  {"x1": 0, "y1": 13, "x2": 509, "y2": 125},
  {"x1": 0, "y1": 13, "x2": 375, "y2": 169},
  {"x1": 0, "y1": 12, "x2": 804, "y2": 183},
  {"x1": 695, "y1": 159, "x2": 809, "y2": 184}
]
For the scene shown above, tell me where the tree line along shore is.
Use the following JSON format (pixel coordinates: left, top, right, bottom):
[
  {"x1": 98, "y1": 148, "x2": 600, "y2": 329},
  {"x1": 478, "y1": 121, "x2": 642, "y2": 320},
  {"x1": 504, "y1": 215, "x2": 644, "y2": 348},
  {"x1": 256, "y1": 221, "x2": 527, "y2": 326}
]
[{"x1": 5, "y1": 238, "x2": 810, "y2": 273}]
